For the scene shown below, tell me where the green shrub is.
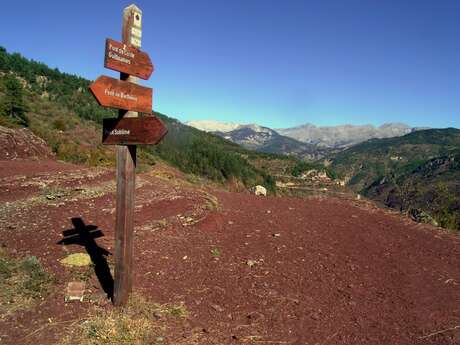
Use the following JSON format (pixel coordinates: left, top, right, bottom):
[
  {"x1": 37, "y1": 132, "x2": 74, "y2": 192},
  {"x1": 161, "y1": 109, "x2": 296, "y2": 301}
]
[{"x1": 52, "y1": 118, "x2": 67, "y2": 131}]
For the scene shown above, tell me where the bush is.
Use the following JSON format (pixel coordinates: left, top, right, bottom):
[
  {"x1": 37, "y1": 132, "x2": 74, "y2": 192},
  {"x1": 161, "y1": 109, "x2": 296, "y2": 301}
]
[{"x1": 52, "y1": 118, "x2": 67, "y2": 131}]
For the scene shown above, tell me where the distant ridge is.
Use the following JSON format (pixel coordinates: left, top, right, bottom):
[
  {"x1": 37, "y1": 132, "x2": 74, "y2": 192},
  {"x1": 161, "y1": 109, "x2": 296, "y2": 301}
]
[
  {"x1": 184, "y1": 120, "x2": 241, "y2": 133},
  {"x1": 184, "y1": 120, "x2": 330, "y2": 159},
  {"x1": 185, "y1": 119, "x2": 429, "y2": 156},
  {"x1": 276, "y1": 123, "x2": 429, "y2": 148}
]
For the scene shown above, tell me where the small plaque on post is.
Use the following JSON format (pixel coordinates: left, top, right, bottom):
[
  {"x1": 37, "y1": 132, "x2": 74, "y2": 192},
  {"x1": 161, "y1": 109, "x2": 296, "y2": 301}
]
[{"x1": 102, "y1": 116, "x2": 168, "y2": 145}]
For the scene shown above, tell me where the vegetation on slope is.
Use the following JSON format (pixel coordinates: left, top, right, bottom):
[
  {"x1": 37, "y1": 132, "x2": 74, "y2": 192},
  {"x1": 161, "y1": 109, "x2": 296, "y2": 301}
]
[
  {"x1": 0, "y1": 249, "x2": 54, "y2": 317},
  {"x1": 146, "y1": 112, "x2": 275, "y2": 191},
  {"x1": 331, "y1": 129, "x2": 460, "y2": 230},
  {"x1": 0, "y1": 46, "x2": 275, "y2": 192},
  {"x1": 290, "y1": 160, "x2": 338, "y2": 179}
]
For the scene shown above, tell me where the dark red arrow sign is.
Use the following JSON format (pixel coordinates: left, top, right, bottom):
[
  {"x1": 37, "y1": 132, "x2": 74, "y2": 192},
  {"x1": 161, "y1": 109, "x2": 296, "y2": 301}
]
[
  {"x1": 102, "y1": 116, "x2": 168, "y2": 145},
  {"x1": 89, "y1": 75, "x2": 152, "y2": 113},
  {"x1": 104, "y1": 38, "x2": 154, "y2": 80}
]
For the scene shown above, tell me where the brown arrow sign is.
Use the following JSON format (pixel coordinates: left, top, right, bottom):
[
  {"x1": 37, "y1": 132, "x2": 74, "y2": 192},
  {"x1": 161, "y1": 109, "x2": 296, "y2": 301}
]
[
  {"x1": 104, "y1": 38, "x2": 154, "y2": 79},
  {"x1": 89, "y1": 75, "x2": 152, "y2": 113},
  {"x1": 102, "y1": 116, "x2": 168, "y2": 145}
]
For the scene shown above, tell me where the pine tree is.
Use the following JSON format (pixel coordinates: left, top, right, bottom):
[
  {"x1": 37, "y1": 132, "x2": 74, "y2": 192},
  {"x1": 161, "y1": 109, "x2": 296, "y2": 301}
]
[{"x1": 1, "y1": 74, "x2": 29, "y2": 126}]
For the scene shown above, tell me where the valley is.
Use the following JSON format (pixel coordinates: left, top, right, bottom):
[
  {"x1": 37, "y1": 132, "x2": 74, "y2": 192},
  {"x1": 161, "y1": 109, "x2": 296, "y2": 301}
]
[{"x1": 0, "y1": 43, "x2": 459, "y2": 345}]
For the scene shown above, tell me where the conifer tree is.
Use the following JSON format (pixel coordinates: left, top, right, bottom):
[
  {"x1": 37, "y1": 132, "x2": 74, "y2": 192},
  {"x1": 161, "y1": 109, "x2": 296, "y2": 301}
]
[{"x1": 0, "y1": 74, "x2": 29, "y2": 126}]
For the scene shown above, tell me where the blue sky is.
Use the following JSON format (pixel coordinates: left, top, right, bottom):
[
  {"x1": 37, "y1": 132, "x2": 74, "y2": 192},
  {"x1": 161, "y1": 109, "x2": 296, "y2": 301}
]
[{"x1": 1, "y1": 0, "x2": 459, "y2": 128}]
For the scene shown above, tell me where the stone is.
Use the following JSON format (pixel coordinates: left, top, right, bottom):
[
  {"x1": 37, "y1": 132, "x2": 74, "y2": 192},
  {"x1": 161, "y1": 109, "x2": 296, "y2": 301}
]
[
  {"x1": 210, "y1": 303, "x2": 225, "y2": 312},
  {"x1": 65, "y1": 281, "x2": 85, "y2": 302},
  {"x1": 253, "y1": 185, "x2": 267, "y2": 196},
  {"x1": 246, "y1": 259, "x2": 257, "y2": 267}
]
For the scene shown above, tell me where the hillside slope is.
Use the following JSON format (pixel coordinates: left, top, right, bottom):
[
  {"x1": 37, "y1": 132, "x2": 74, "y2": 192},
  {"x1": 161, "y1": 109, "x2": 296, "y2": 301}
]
[
  {"x1": 0, "y1": 46, "x2": 276, "y2": 192},
  {"x1": 0, "y1": 158, "x2": 459, "y2": 345},
  {"x1": 331, "y1": 128, "x2": 460, "y2": 230}
]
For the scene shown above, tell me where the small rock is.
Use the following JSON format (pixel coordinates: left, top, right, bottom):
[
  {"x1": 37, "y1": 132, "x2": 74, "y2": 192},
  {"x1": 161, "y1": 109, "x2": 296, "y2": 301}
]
[
  {"x1": 310, "y1": 312, "x2": 320, "y2": 320},
  {"x1": 246, "y1": 259, "x2": 257, "y2": 267},
  {"x1": 65, "y1": 281, "x2": 85, "y2": 302},
  {"x1": 210, "y1": 303, "x2": 225, "y2": 312},
  {"x1": 253, "y1": 185, "x2": 267, "y2": 196},
  {"x1": 272, "y1": 233, "x2": 281, "y2": 237}
]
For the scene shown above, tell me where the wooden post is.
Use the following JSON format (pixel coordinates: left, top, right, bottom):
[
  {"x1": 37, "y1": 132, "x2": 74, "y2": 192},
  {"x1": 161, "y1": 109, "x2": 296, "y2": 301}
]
[{"x1": 113, "y1": 4, "x2": 143, "y2": 306}]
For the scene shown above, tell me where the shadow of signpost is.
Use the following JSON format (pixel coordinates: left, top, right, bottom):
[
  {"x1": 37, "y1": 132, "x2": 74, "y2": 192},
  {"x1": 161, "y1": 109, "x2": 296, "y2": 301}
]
[{"x1": 58, "y1": 218, "x2": 114, "y2": 300}]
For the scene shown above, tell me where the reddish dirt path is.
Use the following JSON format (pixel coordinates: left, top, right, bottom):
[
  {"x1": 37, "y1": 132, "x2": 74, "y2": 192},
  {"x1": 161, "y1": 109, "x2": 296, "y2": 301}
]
[{"x1": 0, "y1": 159, "x2": 459, "y2": 345}]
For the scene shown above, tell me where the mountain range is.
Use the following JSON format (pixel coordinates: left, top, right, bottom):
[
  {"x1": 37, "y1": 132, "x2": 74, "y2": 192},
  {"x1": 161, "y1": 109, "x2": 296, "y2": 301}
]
[
  {"x1": 185, "y1": 120, "x2": 426, "y2": 158},
  {"x1": 277, "y1": 123, "x2": 428, "y2": 148}
]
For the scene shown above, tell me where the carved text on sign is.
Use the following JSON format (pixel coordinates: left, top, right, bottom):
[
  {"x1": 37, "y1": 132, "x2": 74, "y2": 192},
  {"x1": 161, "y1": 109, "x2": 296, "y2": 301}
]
[
  {"x1": 104, "y1": 38, "x2": 153, "y2": 79},
  {"x1": 102, "y1": 116, "x2": 167, "y2": 145},
  {"x1": 89, "y1": 75, "x2": 152, "y2": 113},
  {"x1": 107, "y1": 42, "x2": 135, "y2": 64}
]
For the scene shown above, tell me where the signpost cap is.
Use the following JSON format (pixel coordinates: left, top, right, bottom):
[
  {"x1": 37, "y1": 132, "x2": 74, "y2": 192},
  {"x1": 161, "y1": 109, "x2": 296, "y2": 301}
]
[
  {"x1": 123, "y1": 4, "x2": 143, "y2": 48},
  {"x1": 124, "y1": 4, "x2": 142, "y2": 15}
]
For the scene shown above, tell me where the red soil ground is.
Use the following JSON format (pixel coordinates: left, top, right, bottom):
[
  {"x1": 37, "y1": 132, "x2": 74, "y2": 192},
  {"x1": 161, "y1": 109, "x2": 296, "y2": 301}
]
[{"x1": 0, "y1": 158, "x2": 459, "y2": 345}]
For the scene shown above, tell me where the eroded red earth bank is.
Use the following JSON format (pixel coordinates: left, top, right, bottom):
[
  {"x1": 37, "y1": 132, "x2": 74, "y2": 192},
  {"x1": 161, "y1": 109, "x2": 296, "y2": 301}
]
[{"x1": 0, "y1": 158, "x2": 459, "y2": 345}]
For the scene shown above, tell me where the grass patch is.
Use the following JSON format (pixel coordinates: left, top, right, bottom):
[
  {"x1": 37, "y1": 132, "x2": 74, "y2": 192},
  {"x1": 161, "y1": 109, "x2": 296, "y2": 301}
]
[
  {"x1": 59, "y1": 293, "x2": 187, "y2": 345},
  {"x1": 69, "y1": 265, "x2": 94, "y2": 283},
  {"x1": 0, "y1": 249, "x2": 54, "y2": 318},
  {"x1": 210, "y1": 248, "x2": 221, "y2": 258}
]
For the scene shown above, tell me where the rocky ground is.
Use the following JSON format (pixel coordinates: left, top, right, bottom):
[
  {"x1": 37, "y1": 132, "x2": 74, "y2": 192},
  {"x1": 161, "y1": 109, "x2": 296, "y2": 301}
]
[{"x1": 0, "y1": 154, "x2": 459, "y2": 344}]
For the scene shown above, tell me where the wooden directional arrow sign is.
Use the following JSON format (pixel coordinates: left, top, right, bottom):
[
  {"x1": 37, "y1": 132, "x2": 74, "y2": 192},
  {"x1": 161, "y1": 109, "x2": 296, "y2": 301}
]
[
  {"x1": 89, "y1": 75, "x2": 152, "y2": 113},
  {"x1": 102, "y1": 116, "x2": 167, "y2": 145},
  {"x1": 104, "y1": 38, "x2": 154, "y2": 80}
]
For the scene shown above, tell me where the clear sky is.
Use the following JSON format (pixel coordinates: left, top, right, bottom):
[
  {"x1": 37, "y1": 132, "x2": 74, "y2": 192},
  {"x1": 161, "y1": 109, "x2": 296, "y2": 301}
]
[{"x1": 1, "y1": 0, "x2": 459, "y2": 129}]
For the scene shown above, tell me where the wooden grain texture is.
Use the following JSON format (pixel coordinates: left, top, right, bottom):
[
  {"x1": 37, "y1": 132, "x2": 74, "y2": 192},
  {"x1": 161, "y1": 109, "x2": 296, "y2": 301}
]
[
  {"x1": 89, "y1": 75, "x2": 152, "y2": 113},
  {"x1": 113, "y1": 3, "x2": 143, "y2": 307},
  {"x1": 102, "y1": 116, "x2": 168, "y2": 145},
  {"x1": 104, "y1": 38, "x2": 153, "y2": 80},
  {"x1": 113, "y1": 145, "x2": 136, "y2": 306}
]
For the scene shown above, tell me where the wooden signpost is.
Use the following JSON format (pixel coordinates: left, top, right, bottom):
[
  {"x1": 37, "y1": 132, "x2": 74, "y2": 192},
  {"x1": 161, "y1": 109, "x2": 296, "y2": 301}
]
[
  {"x1": 89, "y1": 4, "x2": 167, "y2": 306},
  {"x1": 90, "y1": 75, "x2": 153, "y2": 113}
]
